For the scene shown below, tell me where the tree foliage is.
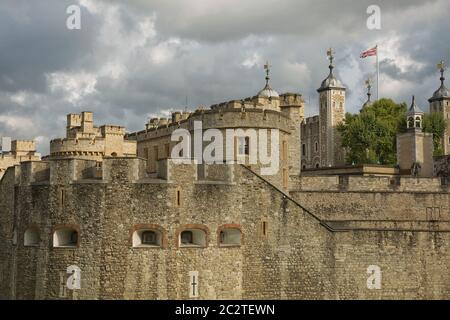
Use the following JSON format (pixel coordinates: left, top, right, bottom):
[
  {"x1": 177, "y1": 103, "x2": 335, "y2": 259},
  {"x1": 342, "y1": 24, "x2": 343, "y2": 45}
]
[
  {"x1": 337, "y1": 98, "x2": 407, "y2": 165},
  {"x1": 423, "y1": 112, "x2": 446, "y2": 156}
]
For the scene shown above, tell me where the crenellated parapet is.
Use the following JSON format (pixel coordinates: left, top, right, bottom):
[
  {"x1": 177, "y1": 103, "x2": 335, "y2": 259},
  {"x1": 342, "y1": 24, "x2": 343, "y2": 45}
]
[
  {"x1": 49, "y1": 112, "x2": 137, "y2": 161},
  {"x1": 292, "y1": 175, "x2": 448, "y2": 193},
  {"x1": 132, "y1": 107, "x2": 292, "y2": 142},
  {"x1": 7, "y1": 157, "x2": 238, "y2": 188},
  {"x1": 0, "y1": 139, "x2": 40, "y2": 180}
]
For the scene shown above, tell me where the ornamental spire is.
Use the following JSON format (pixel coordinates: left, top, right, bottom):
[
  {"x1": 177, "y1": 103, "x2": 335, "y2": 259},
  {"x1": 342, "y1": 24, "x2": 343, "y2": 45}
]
[
  {"x1": 264, "y1": 61, "x2": 271, "y2": 86},
  {"x1": 365, "y1": 78, "x2": 372, "y2": 103},
  {"x1": 327, "y1": 48, "x2": 335, "y2": 75},
  {"x1": 438, "y1": 60, "x2": 446, "y2": 87}
]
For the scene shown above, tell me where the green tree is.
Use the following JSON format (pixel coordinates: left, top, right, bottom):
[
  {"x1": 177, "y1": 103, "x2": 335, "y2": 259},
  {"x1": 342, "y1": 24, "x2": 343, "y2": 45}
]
[
  {"x1": 423, "y1": 112, "x2": 446, "y2": 156},
  {"x1": 337, "y1": 98, "x2": 407, "y2": 165}
]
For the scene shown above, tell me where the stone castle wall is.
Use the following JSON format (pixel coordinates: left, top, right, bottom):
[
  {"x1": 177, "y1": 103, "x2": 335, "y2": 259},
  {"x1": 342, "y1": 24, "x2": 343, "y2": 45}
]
[
  {"x1": 131, "y1": 107, "x2": 299, "y2": 190},
  {"x1": 1, "y1": 158, "x2": 450, "y2": 299}
]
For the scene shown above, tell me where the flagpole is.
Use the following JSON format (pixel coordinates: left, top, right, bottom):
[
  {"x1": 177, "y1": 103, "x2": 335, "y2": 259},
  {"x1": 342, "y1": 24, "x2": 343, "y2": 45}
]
[{"x1": 376, "y1": 44, "x2": 379, "y2": 100}]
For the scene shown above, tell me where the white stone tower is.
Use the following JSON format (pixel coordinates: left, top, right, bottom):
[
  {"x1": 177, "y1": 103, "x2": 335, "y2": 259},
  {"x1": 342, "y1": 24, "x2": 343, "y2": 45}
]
[
  {"x1": 317, "y1": 48, "x2": 346, "y2": 167},
  {"x1": 397, "y1": 96, "x2": 434, "y2": 177}
]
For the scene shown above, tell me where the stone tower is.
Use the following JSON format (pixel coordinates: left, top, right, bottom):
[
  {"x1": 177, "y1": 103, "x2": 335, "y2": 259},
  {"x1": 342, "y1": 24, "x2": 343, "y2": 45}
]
[
  {"x1": 428, "y1": 61, "x2": 450, "y2": 154},
  {"x1": 397, "y1": 96, "x2": 434, "y2": 177},
  {"x1": 317, "y1": 48, "x2": 346, "y2": 167}
]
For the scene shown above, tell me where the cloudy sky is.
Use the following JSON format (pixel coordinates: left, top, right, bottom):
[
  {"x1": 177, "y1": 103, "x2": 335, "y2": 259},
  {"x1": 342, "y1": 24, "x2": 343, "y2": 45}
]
[{"x1": 0, "y1": 0, "x2": 449, "y2": 155}]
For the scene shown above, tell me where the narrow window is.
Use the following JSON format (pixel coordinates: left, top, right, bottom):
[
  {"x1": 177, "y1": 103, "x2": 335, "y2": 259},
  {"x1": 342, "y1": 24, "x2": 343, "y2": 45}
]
[
  {"x1": 59, "y1": 189, "x2": 65, "y2": 207},
  {"x1": 315, "y1": 142, "x2": 318, "y2": 152},
  {"x1": 302, "y1": 144, "x2": 306, "y2": 157},
  {"x1": 165, "y1": 143, "x2": 170, "y2": 158},
  {"x1": 244, "y1": 137, "x2": 250, "y2": 155},
  {"x1": 262, "y1": 221, "x2": 268, "y2": 237},
  {"x1": 238, "y1": 137, "x2": 250, "y2": 156},
  {"x1": 176, "y1": 188, "x2": 181, "y2": 206},
  {"x1": 153, "y1": 146, "x2": 159, "y2": 161}
]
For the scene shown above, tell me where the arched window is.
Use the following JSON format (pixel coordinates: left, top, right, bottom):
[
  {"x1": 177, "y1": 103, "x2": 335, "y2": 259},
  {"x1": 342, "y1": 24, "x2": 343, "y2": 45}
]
[
  {"x1": 179, "y1": 228, "x2": 207, "y2": 248},
  {"x1": 218, "y1": 226, "x2": 242, "y2": 247},
  {"x1": 315, "y1": 163, "x2": 320, "y2": 168},
  {"x1": 24, "y1": 227, "x2": 40, "y2": 246},
  {"x1": 53, "y1": 227, "x2": 79, "y2": 248},
  {"x1": 415, "y1": 116, "x2": 421, "y2": 128},
  {"x1": 408, "y1": 117, "x2": 414, "y2": 128},
  {"x1": 132, "y1": 229, "x2": 162, "y2": 247}
]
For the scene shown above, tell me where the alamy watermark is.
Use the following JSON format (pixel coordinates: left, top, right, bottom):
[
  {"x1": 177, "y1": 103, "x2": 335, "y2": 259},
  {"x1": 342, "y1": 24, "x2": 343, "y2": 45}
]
[
  {"x1": 367, "y1": 265, "x2": 382, "y2": 290},
  {"x1": 170, "y1": 121, "x2": 280, "y2": 176},
  {"x1": 367, "y1": 5, "x2": 381, "y2": 30},
  {"x1": 66, "y1": 4, "x2": 81, "y2": 30}
]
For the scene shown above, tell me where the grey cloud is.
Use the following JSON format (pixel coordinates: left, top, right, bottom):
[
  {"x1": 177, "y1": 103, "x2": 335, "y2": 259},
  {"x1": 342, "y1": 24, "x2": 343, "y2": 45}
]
[{"x1": 0, "y1": 0, "x2": 449, "y2": 155}]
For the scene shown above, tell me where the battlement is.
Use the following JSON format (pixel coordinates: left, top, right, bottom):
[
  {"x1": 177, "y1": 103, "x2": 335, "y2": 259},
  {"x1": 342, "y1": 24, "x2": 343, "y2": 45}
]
[
  {"x1": 50, "y1": 112, "x2": 137, "y2": 160},
  {"x1": 9, "y1": 157, "x2": 237, "y2": 186},
  {"x1": 303, "y1": 116, "x2": 320, "y2": 124},
  {"x1": 280, "y1": 93, "x2": 305, "y2": 106},
  {"x1": 100, "y1": 125, "x2": 126, "y2": 136},
  {"x1": 67, "y1": 113, "x2": 82, "y2": 128},
  {"x1": 11, "y1": 140, "x2": 36, "y2": 152},
  {"x1": 132, "y1": 107, "x2": 292, "y2": 142},
  {"x1": 293, "y1": 175, "x2": 447, "y2": 193}
]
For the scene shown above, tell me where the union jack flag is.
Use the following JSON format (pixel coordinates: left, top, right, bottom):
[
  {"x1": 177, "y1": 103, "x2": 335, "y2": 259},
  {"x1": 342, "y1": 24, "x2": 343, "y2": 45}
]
[{"x1": 360, "y1": 46, "x2": 377, "y2": 58}]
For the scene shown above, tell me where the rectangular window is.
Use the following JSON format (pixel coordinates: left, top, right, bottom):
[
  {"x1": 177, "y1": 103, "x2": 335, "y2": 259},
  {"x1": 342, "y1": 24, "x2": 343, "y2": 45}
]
[
  {"x1": 165, "y1": 143, "x2": 170, "y2": 158},
  {"x1": 302, "y1": 144, "x2": 306, "y2": 157},
  {"x1": 262, "y1": 221, "x2": 268, "y2": 237},
  {"x1": 176, "y1": 189, "x2": 181, "y2": 207},
  {"x1": 153, "y1": 146, "x2": 159, "y2": 161},
  {"x1": 59, "y1": 189, "x2": 65, "y2": 208},
  {"x1": 238, "y1": 137, "x2": 250, "y2": 156}
]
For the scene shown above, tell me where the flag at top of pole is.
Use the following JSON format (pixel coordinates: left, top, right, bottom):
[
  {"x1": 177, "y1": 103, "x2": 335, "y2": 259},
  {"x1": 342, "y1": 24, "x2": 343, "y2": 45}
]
[{"x1": 360, "y1": 45, "x2": 379, "y2": 100}]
